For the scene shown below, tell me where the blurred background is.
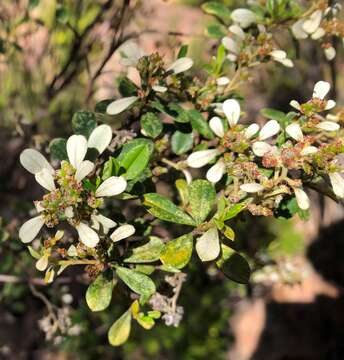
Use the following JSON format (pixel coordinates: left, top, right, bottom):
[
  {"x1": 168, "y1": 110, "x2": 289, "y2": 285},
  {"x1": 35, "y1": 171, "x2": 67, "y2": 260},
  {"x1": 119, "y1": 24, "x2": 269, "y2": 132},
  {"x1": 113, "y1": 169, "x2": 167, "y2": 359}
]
[{"x1": 0, "y1": 0, "x2": 344, "y2": 359}]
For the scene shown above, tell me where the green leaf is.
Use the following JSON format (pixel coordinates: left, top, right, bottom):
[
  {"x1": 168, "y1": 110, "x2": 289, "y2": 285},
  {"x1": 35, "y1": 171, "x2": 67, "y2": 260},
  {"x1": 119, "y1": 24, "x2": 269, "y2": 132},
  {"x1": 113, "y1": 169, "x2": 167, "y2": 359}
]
[
  {"x1": 196, "y1": 227, "x2": 220, "y2": 262},
  {"x1": 260, "y1": 108, "x2": 287, "y2": 126},
  {"x1": 49, "y1": 138, "x2": 68, "y2": 161},
  {"x1": 144, "y1": 193, "x2": 196, "y2": 226},
  {"x1": 136, "y1": 313, "x2": 155, "y2": 329},
  {"x1": 116, "y1": 266, "x2": 156, "y2": 297},
  {"x1": 102, "y1": 156, "x2": 120, "y2": 180},
  {"x1": 178, "y1": 45, "x2": 188, "y2": 58},
  {"x1": 217, "y1": 246, "x2": 250, "y2": 284},
  {"x1": 124, "y1": 237, "x2": 165, "y2": 263},
  {"x1": 86, "y1": 271, "x2": 115, "y2": 312},
  {"x1": 29, "y1": 0, "x2": 40, "y2": 9},
  {"x1": 169, "y1": 103, "x2": 190, "y2": 123},
  {"x1": 202, "y1": 2, "x2": 232, "y2": 21},
  {"x1": 95, "y1": 99, "x2": 113, "y2": 113},
  {"x1": 72, "y1": 111, "x2": 97, "y2": 138},
  {"x1": 160, "y1": 234, "x2": 193, "y2": 269},
  {"x1": 171, "y1": 131, "x2": 193, "y2": 155},
  {"x1": 222, "y1": 203, "x2": 247, "y2": 221},
  {"x1": 205, "y1": 24, "x2": 227, "y2": 39},
  {"x1": 56, "y1": 5, "x2": 69, "y2": 24},
  {"x1": 117, "y1": 76, "x2": 138, "y2": 97},
  {"x1": 140, "y1": 113, "x2": 163, "y2": 139},
  {"x1": 188, "y1": 109, "x2": 214, "y2": 139},
  {"x1": 117, "y1": 139, "x2": 154, "y2": 180},
  {"x1": 175, "y1": 179, "x2": 189, "y2": 207},
  {"x1": 108, "y1": 310, "x2": 132, "y2": 346},
  {"x1": 188, "y1": 179, "x2": 216, "y2": 224}
]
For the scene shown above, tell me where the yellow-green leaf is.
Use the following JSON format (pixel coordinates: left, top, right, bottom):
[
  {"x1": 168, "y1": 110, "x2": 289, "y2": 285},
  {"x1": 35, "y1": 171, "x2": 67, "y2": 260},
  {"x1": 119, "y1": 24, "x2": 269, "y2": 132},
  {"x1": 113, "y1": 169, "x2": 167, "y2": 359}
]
[
  {"x1": 108, "y1": 310, "x2": 132, "y2": 346},
  {"x1": 86, "y1": 271, "x2": 115, "y2": 312},
  {"x1": 160, "y1": 234, "x2": 193, "y2": 269}
]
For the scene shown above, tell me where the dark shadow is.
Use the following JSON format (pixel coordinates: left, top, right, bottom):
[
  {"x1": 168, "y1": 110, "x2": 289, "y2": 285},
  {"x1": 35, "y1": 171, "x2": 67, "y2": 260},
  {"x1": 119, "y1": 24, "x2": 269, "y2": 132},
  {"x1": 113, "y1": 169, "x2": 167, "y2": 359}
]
[{"x1": 251, "y1": 218, "x2": 344, "y2": 360}]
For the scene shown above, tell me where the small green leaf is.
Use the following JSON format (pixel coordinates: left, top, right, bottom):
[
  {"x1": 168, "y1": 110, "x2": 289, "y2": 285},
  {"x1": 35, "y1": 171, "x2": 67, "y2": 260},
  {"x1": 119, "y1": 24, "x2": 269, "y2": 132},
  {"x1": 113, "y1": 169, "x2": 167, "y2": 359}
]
[
  {"x1": 175, "y1": 179, "x2": 189, "y2": 207},
  {"x1": 117, "y1": 139, "x2": 154, "y2": 180},
  {"x1": 171, "y1": 131, "x2": 193, "y2": 155},
  {"x1": 49, "y1": 138, "x2": 68, "y2": 161},
  {"x1": 223, "y1": 203, "x2": 246, "y2": 221},
  {"x1": 29, "y1": 0, "x2": 40, "y2": 9},
  {"x1": 205, "y1": 24, "x2": 227, "y2": 39},
  {"x1": 188, "y1": 180, "x2": 216, "y2": 224},
  {"x1": 160, "y1": 234, "x2": 193, "y2": 269},
  {"x1": 178, "y1": 45, "x2": 188, "y2": 58},
  {"x1": 56, "y1": 5, "x2": 69, "y2": 24},
  {"x1": 188, "y1": 110, "x2": 214, "y2": 139},
  {"x1": 86, "y1": 271, "x2": 115, "y2": 312},
  {"x1": 117, "y1": 76, "x2": 138, "y2": 97},
  {"x1": 108, "y1": 310, "x2": 132, "y2": 346},
  {"x1": 140, "y1": 113, "x2": 163, "y2": 138},
  {"x1": 124, "y1": 237, "x2": 165, "y2": 263},
  {"x1": 116, "y1": 266, "x2": 156, "y2": 297},
  {"x1": 136, "y1": 313, "x2": 155, "y2": 329},
  {"x1": 72, "y1": 111, "x2": 97, "y2": 138},
  {"x1": 144, "y1": 193, "x2": 196, "y2": 226},
  {"x1": 102, "y1": 157, "x2": 120, "y2": 180},
  {"x1": 169, "y1": 103, "x2": 190, "y2": 123},
  {"x1": 260, "y1": 108, "x2": 287, "y2": 126},
  {"x1": 202, "y1": 2, "x2": 232, "y2": 21}
]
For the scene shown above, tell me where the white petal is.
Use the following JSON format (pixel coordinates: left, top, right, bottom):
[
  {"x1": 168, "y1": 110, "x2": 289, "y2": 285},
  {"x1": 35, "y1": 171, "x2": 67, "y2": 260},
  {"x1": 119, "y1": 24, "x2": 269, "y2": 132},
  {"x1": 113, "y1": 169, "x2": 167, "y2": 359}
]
[
  {"x1": 88, "y1": 125, "x2": 112, "y2": 155},
  {"x1": 118, "y1": 41, "x2": 144, "y2": 67},
  {"x1": 206, "y1": 159, "x2": 226, "y2": 183},
  {"x1": 259, "y1": 120, "x2": 280, "y2": 140},
  {"x1": 301, "y1": 146, "x2": 318, "y2": 156},
  {"x1": 228, "y1": 25, "x2": 245, "y2": 39},
  {"x1": 290, "y1": 100, "x2": 301, "y2": 110},
  {"x1": 209, "y1": 117, "x2": 225, "y2": 137},
  {"x1": 106, "y1": 96, "x2": 138, "y2": 115},
  {"x1": 36, "y1": 255, "x2": 49, "y2": 272},
  {"x1": 316, "y1": 121, "x2": 340, "y2": 131},
  {"x1": 167, "y1": 57, "x2": 193, "y2": 74},
  {"x1": 223, "y1": 99, "x2": 241, "y2": 127},
  {"x1": 216, "y1": 77, "x2": 230, "y2": 86},
  {"x1": 35, "y1": 168, "x2": 56, "y2": 191},
  {"x1": 275, "y1": 58, "x2": 294, "y2": 68},
  {"x1": 152, "y1": 85, "x2": 167, "y2": 93},
  {"x1": 182, "y1": 169, "x2": 193, "y2": 184},
  {"x1": 286, "y1": 123, "x2": 304, "y2": 141},
  {"x1": 326, "y1": 114, "x2": 339, "y2": 121},
  {"x1": 95, "y1": 176, "x2": 127, "y2": 197},
  {"x1": 291, "y1": 20, "x2": 308, "y2": 39},
  {"x1": 34, "y1": 201, "x2": 44, "y2": 213},
  {"x1": 311, "y1": 27, "x2": 325, "y2": 40},
  {"x1": 270, "y1": 50, "x2": 287, "y2": 60},
  {"x1": 222, "y1": 37, "x2": 239, "y2": 54},
  {"x1": 76, "y1": 222, "x2": 99, "y2": 248},
  {"x1": 302, "y1": 10, "x2": 322, "y2": 34},
  {"x1": 245, "y1": 123, "x2": 259, "y2": 139},
  {"x1": 20, "y1": 149, "x2": 54, "y2": 175},
  {"x1": 294, "y1": 188, "x2": 310, "y2": 210},
  {"x1": 313, "y1": 81, "x2": 330, "y2": 100},
  {"x1": 252, "y1": 141, "x2": 273, "y2": 156},
  {"x1": 240, "y1": 183, "x2": 264, "y2": 193},
  {"x1": 325, "y1": 100, "x2": 336, "y2": 110},
  {"x1": 186, "y1": 149, "x2": 219, "y2": 168},
  {"x1": 66, "y1": 134, "x2": 88, "y2": 169},
  {"x1": 93, "y1": 214, "x2": 117, "y2": 229},
  {"x1": 75, "y1": 160, "x2": 94, "y2": 182},
  {"x1": 65, "y1": 206, "x2": 74, "y2": 218},
  {"x1": 329, "y1": 172, "x2": 344, "y2": 198},
  {"x1": 19, "y1": 215, "x2": 45, "y2": 243},
  {"x1": 231, "y1": 8, "x2": 257, "y2": 29},
  {"x1": 196, "y1": 228, "x2": 220, "y2": 262},
  {"x1": 227, "y1": 54, "x2": 238, "y2": 62},
  {"x1": 324, "y1": 47, "x2": 336, "y2": 61},
  {"x1": 110, "y1": 224, "x2": 135, "y2": 243}
]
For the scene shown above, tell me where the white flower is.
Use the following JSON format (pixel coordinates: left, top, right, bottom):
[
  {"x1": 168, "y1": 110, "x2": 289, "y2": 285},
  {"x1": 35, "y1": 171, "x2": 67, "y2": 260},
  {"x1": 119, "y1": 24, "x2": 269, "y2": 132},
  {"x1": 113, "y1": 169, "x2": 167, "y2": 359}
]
[
  {"x1": 290, "y1": 100, "x2": 301, "y2": 111},
  {"x1": 110, "y1": 224, "x2": 135, "y2": 242},
  {"x1": 20, "y1": 149, "x2": 54, "y2": 175},
  {"x1": 95, "y1": 176, "x2": 127, "y2": 197},
  {"x1": 206, "y1": 159, "x2": 226, "y2": 183},
  {"x1": 88, "y1": 124, "x2": 112, "y2": 155},
  {"x1": 209, "y1": 117, "x2": 225, "y2": 137},
  {"x1": 291, "y1": 20, "x2": 308, "y2": 39},
  {"x1": 228, "y1": 25, "x2": 245, "y2": 40},
  {"x1": 186, "y1": 149, "x2": 219, "y2": 168},
  {"x1": 301, "y1": 146, "x2": 318, "y2": 156},
  {"x1": 216, "y1": 77, "x2": 230, "y2": 86},
  {"x1": 91, "y1": 213, "x2": 117, "y2": 234},
  {"x1": 75, "y1": 222, "x2": 100, "y2": 248},
  {"x1": 329, "y1": 172, "x2": 344, "y2": 198},
  {"x1": 293, "y1": 188, "x2": 310, "y2": 210},
  {"x1": 19, "y1": 215, "x2": 45, "y2": 243},
  {"x1": 167, "y1": 57, "x2": 193, "y2": 74},
  {"x1": 286, "y1": 123, "x2": 304, "y2": 141},
  {"x1": 231, "y1": 8, "x2": 257, "y2": 29},
  {"x1": 316, "y1": 121, "x2": 340, "y2": 131},
  {"x1": 75, "y1": 160, "x2": 94, "y2": 182},
  {"x1": 223, "y1": 99, "x2": 241, "y2": 127},
  {"x1": 245, "y1": 123, "x2": 260, "y2": 139},
  {"x1": 222, "y1": 37, "x2": 240, "y2": 61},
  {"x1": 252, "y1": 141, "x2": 273, "y2": 157},
  {"x1": 258, "y1": 120, "x2": 280, "y2": 140},
  {"x1": 196, "y1": 227, "x2": 220, "y2": 262},
  {"x1": 302, "y1": 10, "x2": 322, "y2": 34},
  {"x1": 312, "y1": 81, "x2": 330, "y2": 100},
  {"x1": 106, "y1": 96, "x2": 138, "y2": 115},
  {"x1": 35, "y1": 168, "x2": 56, "y2": 192},
  {"x1": 118, "y1": 41, "x2": 145, "y2": 67},
  {"x1": 311, "y1": 27, "x2": 326, "y2": 40},
  {"x1": 152, "y1": 85, "x2": 168, "y2": 93},
  {"x1": 270, "y1": 50, "x2": 294, "y2": 68},
  {"x1": 240, "y1": 183, "x2": 264, "y2": 193},
  {"x1": 324, "y1": 47, "x2": 336, "y2": 61},
  {"x1": 36, "y1": 254, "x2": 49, "y2": 272}
]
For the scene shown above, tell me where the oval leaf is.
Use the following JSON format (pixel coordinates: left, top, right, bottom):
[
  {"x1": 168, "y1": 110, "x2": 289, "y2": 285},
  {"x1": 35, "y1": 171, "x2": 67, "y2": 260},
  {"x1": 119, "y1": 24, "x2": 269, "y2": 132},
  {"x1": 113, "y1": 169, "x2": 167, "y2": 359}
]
[
  {"x1": 160, "y1": 234, "x2": 193, "y2": 269},
  {"x1": 86, "y1": 271, "x2": 115, "y2": 312},
  {"x1": 124, "y1": 236, "x2": 165, "y2": 263},
  {"x1": 108, "y1": 310, "x2": 132, "y2": 347}
]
